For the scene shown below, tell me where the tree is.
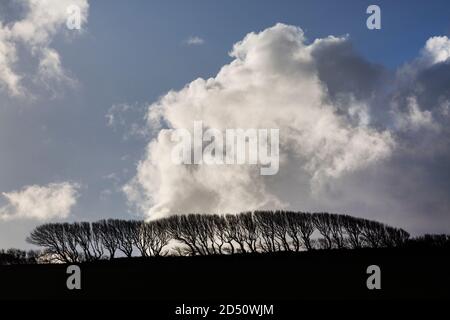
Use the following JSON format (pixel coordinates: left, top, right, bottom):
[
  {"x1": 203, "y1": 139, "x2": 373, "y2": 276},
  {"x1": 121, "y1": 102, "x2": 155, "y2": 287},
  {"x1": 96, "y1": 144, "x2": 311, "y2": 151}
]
[
  {"x1": 93, "y1": 219, "x2": 119, "y2": 259},
  {"x1": 164, "y1": 215, "x2": 203, "y2": 255},
  {"x1": 111, "y1": 220, "x2": 135, "y2": 257},
  {"x1": 296, "y1": 212, "x2": 315, "y2": 251},
  {"x1": 141, "y1": 220, "x2": 170, "y2": 256},
  {"x1": 313, "y1": 213, "x2": 333, "y2": 249},
  {"x1": 224, "y1": 214, "x2": 246, "y2": 253},
  {"x1": 272, "y1": 211, "x2": 291, "y2": 251},
  {"x1": 71, "y1": 222, "x2": 103, "y2": 261},
  {"x1": 284, "y1": 211, "x2": 301, "y2": 251},
  {"x1": 210, "y1": 215, "x2": 229, "y2": 254},
  {"x1": 129, "y1": 220, "x2": 149, "y2": 257},
  {"x1": 239, "y1": 212, "x2": 259, "y2": 253},
  {"x1": 254, "y1": 211, "x2": 278, "y2": 253},
  {"x1": 328, "y1": 214, "x2": 346, "y2": 249},
  {"x1": 194, "y1": 214, "x2": 215, "y2": 255},
  {"x1": 27, "y1": 223, "x2": 79, "y2": 263},
  {"x1": 382, "y1": 226, "x2": 409, "y2": 248},
  {"x1": 341, "y1": 215, "x2": 363, "y2": 249},
  {"x1": 360, "y1": 220, "x2": 385, "y2": 248},
  {"x1": 24, "y1": 211, "x2": 415, "y2": 261}
]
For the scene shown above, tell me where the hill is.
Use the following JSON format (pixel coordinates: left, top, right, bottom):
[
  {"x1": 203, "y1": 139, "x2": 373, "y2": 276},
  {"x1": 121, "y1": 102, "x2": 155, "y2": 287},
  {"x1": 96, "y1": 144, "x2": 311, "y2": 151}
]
[{"x1": 1, "y1": 247, "x2": 449, "y2": 301}]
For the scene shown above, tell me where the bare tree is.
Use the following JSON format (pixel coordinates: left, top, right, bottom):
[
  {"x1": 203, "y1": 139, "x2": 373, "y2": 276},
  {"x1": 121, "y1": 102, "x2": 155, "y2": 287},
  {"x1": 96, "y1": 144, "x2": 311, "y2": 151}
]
[
  {"x1": 313, "y1": 213, "x2": 333, "y2": 249},
  {"x1": 360, "y1": 220, "x2": 385, "y2": 248},
  {"x1": 164, "y1": 215, "x2": 203, "y2": 255},
  {"x1": 224, "y1": 214, "x2": 246, "y2": 253},
  {"x1": 25, "y1": 211, "x2": 413, "y2": 261},
  {"x1": 341, "y1": 215, "x2": 363, "y2": 249},
  {"x1": 272, "y1": 211, "x2": 291, "y2": 251},
  {"x1": 93, "y1": 220, "x2": 119, "y2": 259},
  {"x1": 62, "y1": 223, "x2": 81, "y2": 262},
  {"x1": 297, "y1": 212, "x2": 315, "y2": 250},
  {"x1": 210, "y1": 215, "x2": 229, "y2": 254},
  {"x1": 27, "y1": 223, "x2": 79, "y2": 263},
  {"x1": 254, "y1": 211, "x2": 278, "y2": 253},
  {"x1": 284, "y1": 211, "x2": 301, "y2": 251},
  {"x1": 194, "y1": 214, "x2": 215, "y2": 255},
  {"x1": 239, "y1": 212, "x2": 259, "y2": 253},
  {"x1": 70, "y1": 222, "x2": 103, "y2": 261},
  {"x1": 329, "y1": 214, "x2": 346, "y2": 249},
  {"x1": 382, "y1": 226, "x2": 409, "y2": 248},
  {"x1": 141, "y1": 220, "x2": 170, "y2": 256},
  {"x1": 111, "y1": 220, "x2": 135, "y2": 257},
  {"x1": 129, "y1": 220, "x2": 148, "y2": 257}
]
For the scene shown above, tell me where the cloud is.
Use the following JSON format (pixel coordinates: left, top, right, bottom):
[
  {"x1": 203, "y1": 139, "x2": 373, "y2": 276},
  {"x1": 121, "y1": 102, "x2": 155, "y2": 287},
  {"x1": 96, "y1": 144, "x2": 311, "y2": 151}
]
[
  {"x1": 185, "y1": 36, "x2": 205, "y2": 45},
  {"x1": 393, "y1": 96, "x2": 438, "y2": 132},
  {"x1": 125, "y1": 24, "x2": 394, "y2": 220},
  {"x1": 0, "y1": 0, "x2": 89, "y2": 97},
  {"x1": 106, "y1": 103, "x2": 150, "y2": 140},
  {"x1": 122, "y1": 23, "x2": 450, "y2": 233},
  {"x1": 0, "y1": 182, "x2": 79, "y2": 221},
  {"x1": 422, "y1": 36, "x2": 450, "y2": 65}
]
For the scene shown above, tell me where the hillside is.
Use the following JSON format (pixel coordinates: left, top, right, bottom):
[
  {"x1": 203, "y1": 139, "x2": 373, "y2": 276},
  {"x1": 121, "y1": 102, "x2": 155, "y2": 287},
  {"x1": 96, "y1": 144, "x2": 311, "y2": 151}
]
[{"x1": 1, "y1": 247, "x2": 449, "y2": 301}]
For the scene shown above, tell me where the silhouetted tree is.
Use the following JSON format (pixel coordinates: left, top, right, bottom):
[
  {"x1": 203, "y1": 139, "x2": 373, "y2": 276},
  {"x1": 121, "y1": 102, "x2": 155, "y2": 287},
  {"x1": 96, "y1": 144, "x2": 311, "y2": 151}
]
[
  {"x1": 194, "y1": 214, "x2": 215, "y2": 255},
  {"x1": 27, "y1": 223, "x2": 79, "y2": 263},
  {"x1": 111, "y1": 220, "x2": 134, "y2": 257},
  {"x1": 254, "y1": 211, "x2": 278, "y2": 252},
  {"x1": 407, "y1": 234, "x2": 450, "y2": 249},
  {"x1": 93, "y1": 219, "x2": 119, "y2": 259},
  {"x1": 360, "y1": 220, "x2": 385, "y2": 248},
  {"x1": 0, "y1": 248, "x2": 38, "y2": 265},
  {"x1": 329, "y1": 214, "x2": 346, "y2": 249},
  {"x1": 210, "y1": 215, "x2": 229, "y2": 254},
  {"x1": 313, "y1": 213, "x2": 333, "y2": 249},
  {"x1": 71, "y1": 222, "x2": 103, "y2": 261},
  {"x1": 224, "y1": 214, "x2": 246, "y2": 253},
  {"x1": 22, "y1": 211, "x2": 421, "y2": 263},
  {"x1": 164, "y1": 215, "x2": 203, "y2": 255},
  {"x1": 341, "y1": 215, "x2": 363, "y2": 249},
  {"x1": 297, "y1": 212, "x2": 315, "y2": 250},
  {"x1": 382, "y1": 226, "x2": 409, "y2": 248},
  {"x1": 239, "y1": 212, "x2": 259, "y2": 253},
  {"x1": 140, "y1": 220, "x2": 170, "y2": 256},
  {"x1": 272, "y1": 211, "x2": 291, "y2": 251}
]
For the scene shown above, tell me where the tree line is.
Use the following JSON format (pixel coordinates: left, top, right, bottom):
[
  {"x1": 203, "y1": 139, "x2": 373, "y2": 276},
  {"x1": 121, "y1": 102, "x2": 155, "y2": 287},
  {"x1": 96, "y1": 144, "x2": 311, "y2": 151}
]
[
  {"x1": 0, "y1": 248, "x2": 40, "y2": 265},
  {"x1": 25, "y1": 211, "x2": 412, "y2": 263}
]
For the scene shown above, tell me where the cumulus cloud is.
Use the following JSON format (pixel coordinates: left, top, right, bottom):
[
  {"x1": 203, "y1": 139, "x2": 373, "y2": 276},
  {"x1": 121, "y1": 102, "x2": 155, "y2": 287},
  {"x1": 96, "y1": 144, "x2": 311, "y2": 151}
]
[
  {"x1": 0, "y1": 0, "x2": 89, "y2": 97},
  {"x1": 0, "y1": 182, "x2": 80, "y2": 221},
  {"x1": 185, "y1": 36, "x2": 205, "y2": 45},
  {"x1": 422, "y1": 36, "x2": 450, "y2": 65},
  {"x1": 123, "y1": 23, "x2": 450, "y2": 233},
  {"x1": 125, "y1": 24, "x2": 394, "y2": 220}
]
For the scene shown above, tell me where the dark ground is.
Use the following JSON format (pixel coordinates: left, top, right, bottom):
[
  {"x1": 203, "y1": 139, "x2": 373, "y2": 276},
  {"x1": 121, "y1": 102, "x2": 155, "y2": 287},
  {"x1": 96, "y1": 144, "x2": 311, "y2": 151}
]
[{"x1": 0, "y1": 248, "x2": 449, "y2": 301}]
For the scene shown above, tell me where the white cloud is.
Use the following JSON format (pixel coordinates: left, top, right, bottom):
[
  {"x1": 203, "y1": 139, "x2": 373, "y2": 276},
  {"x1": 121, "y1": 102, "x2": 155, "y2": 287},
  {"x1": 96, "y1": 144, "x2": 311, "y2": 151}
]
[
  {"x1": 0, "y1": 25, "x2": 22, "y2": 95},
  {"x1": 185, "y1": 36, "x2": 205, "y2": 45},
  {"x1": 0, "y1": 182, "x2": 80, "y2": 221},
  {"x1": 0, "y1": 0, "x2": 89, "y2": 97},
  {"x1": 422, "y1": 36, "x2": 450, "y2": 65},
  {"x1": 125, "y1": 24, "x2": 394, "y2": 220}
]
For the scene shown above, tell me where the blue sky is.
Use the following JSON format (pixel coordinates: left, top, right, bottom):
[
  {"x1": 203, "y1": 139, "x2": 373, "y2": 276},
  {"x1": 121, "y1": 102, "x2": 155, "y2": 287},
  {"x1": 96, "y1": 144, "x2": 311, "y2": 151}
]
[{"x1": 1, "y1": 0, "x2": 450, "y2": 248}]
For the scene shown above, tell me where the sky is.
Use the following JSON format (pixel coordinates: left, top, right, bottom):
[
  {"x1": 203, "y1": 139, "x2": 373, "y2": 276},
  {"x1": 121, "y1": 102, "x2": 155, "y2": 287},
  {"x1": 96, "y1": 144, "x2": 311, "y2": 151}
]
[{"x1": 1, "y1": 0, "x2": 450, "y2": 248}]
